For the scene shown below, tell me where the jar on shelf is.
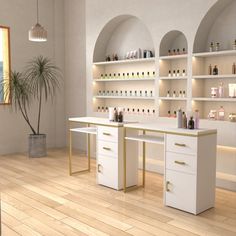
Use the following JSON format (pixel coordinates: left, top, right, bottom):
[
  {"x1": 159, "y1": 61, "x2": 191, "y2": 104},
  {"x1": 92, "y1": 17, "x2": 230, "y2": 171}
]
[
  {"x1": 208, "y1": 110, "x2": 217, "y2": 120},
  {"x1": 211, "y1": 87, "x2": 218, "y2": 98}
]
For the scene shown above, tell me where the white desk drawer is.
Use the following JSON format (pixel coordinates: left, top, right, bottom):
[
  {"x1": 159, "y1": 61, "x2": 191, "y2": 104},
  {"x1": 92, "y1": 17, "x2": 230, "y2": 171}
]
[
  {"x1": 97, "y1": 140, "x2": 118, "y2": 158},
  {"x1": 166, "y1": 152, "x2": 196, "y2": 174},
  {"x1": 97, "y1": 126, "x2": 118, "y2": 142},
  {"x1": 166, "y1": 134, "x2": 197, "y2": 155}
]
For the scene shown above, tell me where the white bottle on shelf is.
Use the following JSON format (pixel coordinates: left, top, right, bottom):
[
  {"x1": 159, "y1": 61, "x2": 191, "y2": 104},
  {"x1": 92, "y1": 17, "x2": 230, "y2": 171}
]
[{"x1": 218, "y1": 82, "x2": 224, "y2": 98}]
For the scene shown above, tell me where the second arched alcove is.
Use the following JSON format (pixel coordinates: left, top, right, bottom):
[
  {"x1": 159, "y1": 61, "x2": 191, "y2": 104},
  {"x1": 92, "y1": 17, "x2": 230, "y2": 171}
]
[{"x1": 158, "y1": 30, "x2": 188, "y2": 118}]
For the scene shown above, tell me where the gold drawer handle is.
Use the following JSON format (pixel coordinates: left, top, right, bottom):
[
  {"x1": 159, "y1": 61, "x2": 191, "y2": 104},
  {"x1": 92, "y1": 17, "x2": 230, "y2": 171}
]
[
  {"x1": 166, "y1": 181, "x2": 170, "y2": 192},
  {"x1": 103, "y1": 132, "x2": 111, "y2": 136},
  {"x1": 174, "y1": 143, "x2": 186, "y2": 147},
  {"x1": 103, "y1": 147, "x2": 111, "y2": 151},
  {"x1": 98, "y1": 164, "x2": 102, "y2": 173},
  {"x1": 174, "y1": 160, "x2": 186, "y2": 165}
]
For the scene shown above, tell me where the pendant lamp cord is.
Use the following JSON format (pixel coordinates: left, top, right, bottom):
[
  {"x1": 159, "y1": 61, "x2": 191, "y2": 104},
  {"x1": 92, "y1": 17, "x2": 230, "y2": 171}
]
[{"x1": 37, "y1": 0, "x2": 39, "y2": 23}]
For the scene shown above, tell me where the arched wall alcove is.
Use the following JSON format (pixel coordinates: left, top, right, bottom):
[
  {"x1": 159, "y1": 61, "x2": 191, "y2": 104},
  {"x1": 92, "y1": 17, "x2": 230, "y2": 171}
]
[
  {"x1": 193, "y1": 0, "x2": 235, "y2": 53},
  {"x1": 159, "y1": 30, "x2": 188, "y2": 57},
  {"x1": 93, "y1": 15, "x2": 155, "y2": 62}
]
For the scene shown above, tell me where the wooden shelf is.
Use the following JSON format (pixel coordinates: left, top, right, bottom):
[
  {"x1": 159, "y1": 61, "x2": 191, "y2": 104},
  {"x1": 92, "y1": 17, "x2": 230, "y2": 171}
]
[
  {"x1": 125, "y1": 134, "x2": 164, "y2": 145},
  {"x1": 159, "y1": 54, "x2": 187, "y2": 60},
  {"x1": 192, "y1": 74, "x2": 236, "y2": 79},
  {"x1": 193, "y1": 50, "x2": 236, "y2": 58},
  {"x1": 94, "y1": 77, "x2": 155, "y2": 82},
  {"x1": 159, "y1": 97, "x2": 187, "y2": 101},
  {"x1": 192, "y1": 97, "x2": 236, "y2": 102},
  {"x1": 94, "y1": 95, "x2": 155, "y2": 100},
  {"x1": 159, "y1": 76, "x2": 188, "y2": 80},
  {"x1": 93, "y1": 57, "x2": 155, "y2": 66}
]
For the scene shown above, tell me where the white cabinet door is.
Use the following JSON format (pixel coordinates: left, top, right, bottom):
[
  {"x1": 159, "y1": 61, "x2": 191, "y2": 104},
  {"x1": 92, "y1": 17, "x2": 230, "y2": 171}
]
[
  {"x1": 165, "y1": 169, "x2": 196, "y2": 214},
  {"x1": 97, "y1": 156, "x2": 118, "y2": 190}
]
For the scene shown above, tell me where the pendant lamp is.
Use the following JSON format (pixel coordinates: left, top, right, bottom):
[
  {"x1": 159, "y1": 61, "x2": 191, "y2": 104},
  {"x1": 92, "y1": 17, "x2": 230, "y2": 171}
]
[{"x1": 29, "y1": 0, "x2": 47, "y2": 42}]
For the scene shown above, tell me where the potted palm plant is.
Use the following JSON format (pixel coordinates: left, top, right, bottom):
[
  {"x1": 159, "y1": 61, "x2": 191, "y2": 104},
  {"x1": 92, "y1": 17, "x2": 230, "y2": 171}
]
[{"x1": 0, "y1": 56, "x2": 60, "y2": 157}]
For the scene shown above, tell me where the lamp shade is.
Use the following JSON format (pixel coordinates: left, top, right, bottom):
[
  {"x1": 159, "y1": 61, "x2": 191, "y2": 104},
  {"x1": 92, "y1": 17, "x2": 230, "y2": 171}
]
[{"x1": 29, "y1": 0, "x2": 47, "y2": 42}]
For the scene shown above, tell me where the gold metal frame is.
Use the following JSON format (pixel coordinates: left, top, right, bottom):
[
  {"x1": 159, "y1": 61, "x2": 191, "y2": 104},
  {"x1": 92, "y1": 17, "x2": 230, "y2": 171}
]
[
  {"x1": 123, "y1": 128, "x2": 146, "y2": 193},
  {"x1": 68, "y1": 121, "x2": 91, "y2": 175}
]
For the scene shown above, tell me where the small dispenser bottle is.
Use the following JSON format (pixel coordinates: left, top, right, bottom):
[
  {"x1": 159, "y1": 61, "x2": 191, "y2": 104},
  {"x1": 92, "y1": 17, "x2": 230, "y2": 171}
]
[
  {"x1": 232, "y1": 62, "x2": 236, "y2": 74},
  {"x1": 153, "y1": 71, "x2": 156, "y2": 77},
  {"x1": 215, "y1": 42, "x2": 220, "y2": 51},
  {"x1": 100, "y1": 74, "x2": 104, "y2": 79},
  {"x1": 97, "y1": 106, "x2": 101, "y2": 112},
  {"x1": 182, "y1": 112, "x2": 187, "y2": 128},
  {"x1": 173, "y1": 91, "x2": 176, "y2": 98},
  {"x1": 194, "y1": 110, "x2": 199, "y2": 129},
  {"x1": 173, "y1": 70, "x2": 176, "y2": 77},
  {"x1": 131, "y1": 72, "x2": 135, "y2": 78},
  {"x1": 182, "y1": 69, "x2": 186, "y2": 76},
  {"x1": 209, "y1": 64, "x2": 212, "y2": 75},
  {"x1": 167, "y1": 90, "x2": 170, "y2": 97},
  {"x1": 168, "y1": 70, "x2": 171, "y2": 77},
  {"x1": 173, "y1": 49, "x2": 176, "y2": 55},
  {"x1": 177, "y1": 108, "x2": 183, "y2": 128},
  {"x1": 177, "y1": 49, "x2": 180, "y2": 55},
  {"x1": 218, "y1": 106, "x2": 225, "y2": 121},
  {"x1": 173, "y1": 111, "x2": 177, "y2": 118},
  {"x1": 168, "y1": 110, "x2": 171, "y2": 117},
  {"x1": 218, "y1": 82, "x2": 224, "y2": 98},
  {"x1": 168, "y1": 49, "x2": 171, "y2": 55},
  {"x1": 188, "y1": 116, "x2": 195, "y2": 129},
  {"x1": 213, "y1": 65, "x2": 218, "y2": 75},
  {"x1": 183, "y1": 91, "x2": 186, "y2": 98},
  {"x1": 183, "y1": 48, "x2": 186, "y2": 54},
  {"x1": 179, "y1": 91, "x2": 182, "y2": 97},
  {"x1": 209, "y1": 42, "x2": 214, "y2": 52},
  {"x1": 137, "y1": 72, "x2": 140, "y2": 78}
]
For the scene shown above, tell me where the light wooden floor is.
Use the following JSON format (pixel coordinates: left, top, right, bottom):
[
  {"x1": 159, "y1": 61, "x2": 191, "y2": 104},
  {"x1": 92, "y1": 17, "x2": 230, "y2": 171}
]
[{"x1": 0, "y1": 149, "x2": 235, "y2": 236}]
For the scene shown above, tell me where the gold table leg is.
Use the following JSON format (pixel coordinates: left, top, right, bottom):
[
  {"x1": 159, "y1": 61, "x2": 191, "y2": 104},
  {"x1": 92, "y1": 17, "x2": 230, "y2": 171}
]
[{"x1": 68, "y1": 122, "x2": 91, "y2": 175}]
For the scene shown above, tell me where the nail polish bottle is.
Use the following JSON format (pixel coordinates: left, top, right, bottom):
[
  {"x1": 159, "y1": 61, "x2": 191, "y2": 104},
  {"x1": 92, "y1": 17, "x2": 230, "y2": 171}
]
[
  {"x1": 134, "y1": 90, "x2": 137, "y2": 96},
  {"x1": 142, "y1": 109, "x2": 145, "y2": 115},
  {"x1": 153, "y1": 109, "x2": 155, "y2": 116},
  {"x1": 177, "y1": 70, "x2": 180, "y2": 77},
  {"x1": 125, "y1": 91, "x2": 128, "y2": 96},
  {"x1": 109, "y1": 73, "x2": 112, "y2": 79},
  {"x1": 150, "y1": 91, "x2": 153, "y2": 97},
  {"x1": 209, "y1": 42, "x2": 214, "y2": 52},
  {"x1": 120, "y1": 91, "x2": 122, "y2": 96},
  {"x1": 142, "y1": 72, "x2": 145, "y2": 78},
  {"x1": 123, "y1": 72, "x2": 125, "y2": 78},
  {"x1": 145, "y1": 91, "x2": 148, "y2": 97},
  {"x1": 132, "y1": 108, "x2": 135, "y2": 115},
  {"x1": 116, "y1": 90, "x2": 118, "y2": 96}
]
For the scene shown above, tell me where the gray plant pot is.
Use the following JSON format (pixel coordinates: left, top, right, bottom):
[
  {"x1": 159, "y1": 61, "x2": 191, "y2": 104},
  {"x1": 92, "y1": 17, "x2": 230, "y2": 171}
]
[{"x1": 29, "y1": 134, "x2": 47, "y2": 158}]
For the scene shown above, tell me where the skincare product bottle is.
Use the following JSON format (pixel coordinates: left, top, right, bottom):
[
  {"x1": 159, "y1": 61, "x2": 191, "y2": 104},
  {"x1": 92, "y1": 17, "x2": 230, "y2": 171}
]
[
  {"x1": 182, "y1": 112, "x2": 187, "y2": 128},
  {"x1": 177, "y1": 108, "x2": 183, "y2": 128},
  {"x1": 101, "y1": 107, "x2": 105, "y2": 112},
  {"x1": 116, "y1": 90, "x2": 118, "y2": 96},
  {"x1": 218, "y1": 106, "x2": 225, "y2": 121},
  {"x1": 167, "y1": 90, "x2": 170, "y2": 97},
  {"x1": 135, "y1": 90, "x2": 137, "y2": 96},
  {"x1": 123, "y1": 72, "x2": 125, "y2": 78},
  {"x1": 125, "y1": 91, "x2": 128, "y2": 96},
  {"x1": 145, "y1": 91, "x2": 148, "y2": 97},
  {"x1": 113, "y1": 73, "x2": 116, "y2": 78},
  {"x1": 173, "y1": 49, "x2": 176, "y2": 55},
  {"x1": 173, "y1": 91, "x2": 176, "y2": 98},
  {"x1": 147, "y1": 72, "x2": 150, "y2": 77},
  {"x1": 211, "y1": 87, "x2": 218, "y2": 98},
  {"x1": 153, "y1": 71, "x2": 156, "y2": 77},
  {"x1": 101, "y1": 74, "x2": 103, "y2": 79},
  {"x1": 209, "y1": 42, "x2": 214, "y2": 52},
  {"x1": 194, "y1": 110, "x2": 199, "y2": 129},
  {"x1": 177, "y1": 49, "x2": 180, "y2": 54},
  {"x1": 174, "y1": 111, "x2": 177, "y2": 118},
  {"x1": 168, "y1": 110, "x2": 171, "y2": 117},
  {"x1": 142, "y1": 72, "x2": 145, "y2": 78},
  {"x1": 130, "y1": 90, "x2": 132, "y2": 96},
  {"x1": 142, "y1": 109, "x2": 145, "y2": 115},
  {"x1": 140, "y1": 90, "x2": 142, "y2": 97},
  {"x1": 153, "y1": 109, "x2": 156, "y2": 116},
  {"x1": 173, "y1": 70, "x2": 176, "y2": 77},
  {"x1": 147, "y1": 109, "x2": 150, "y2": 115},
  {"x1": 97, "y1": 106, "x2": 100, "y2": 112},
  {"x1": 137, "y1": 109, "x2": 140, "y2": 115},
  {"x1": 232, "y1": 63, "x2": 236, "y2": 74},
  {"x1": 179, "y1": 91, "x2": 182, "y2": 97},
  {"x1": 213, "y1": 65, "x2": 218, "y2": 75},
  {"x1": 182, "y1": 69, "x2": 186, "y2": 76},
  {"x1": 177, "y1": 70, "x2": 180, "y2": 77},
  {"x1": 168, "y1": 49, "x2": 171, "y2": 55},
  {"x1": 218, "y1": 82, "x2": 224, "y2": 98},
  {"x1": 132, "y1": 72, "x2": 135, "y2": 78},
  {"x1": 109, "y1": 73, "x2": 112, "y2": 79},
  {"x1": 114, "y1": 108, "x2": 118, "y2": 122},
  {"x1": 150, "y1": 91, "x2": 153, "y2": 97},
  {"x1": 118, "y1": 73, "x2": 120, "y2": 78},
  {"x1": 188, "y1": 116, "x2": 195, "y2": 129},
  {"x1": 127, "y1": 72, "x2": 129, "y2": 78},
  {"x1": 108, "y1": 107, "x2": 115, "y2": 121},
  {"x1": 183, "y1": 48, "x2": 186, "y2": 54},
  {"x1": 120, "y1": 91, "x2": 122, "y2": 96},
  {"x1": 111, "y1": 91, "x2": 114, "y2": 96},
  {"x1": 168, "y1": 70, "x2": 171, "y2": 77},
  {"x1": 209, "y1": 64, "x2": 212, "y2": 75},
  {"x1": 132, "y1": 108, "x2": 135, "y2": 114},
  {"x1": 105, "y1": 74, "x2": 107, "y2": 79},
  {"x1": 137, "y1": 72, "x2": 140, "y2": 78},
  {"x1": 233, "y1": 40, "x2": 236, "y2": 50},
  {"x1": 118, "y1": 111, "x2": 123, "y2": 122},
  {"x1": 183, "y1": 91, "x2": 186, "y2": 97},
  {"x1": 215, "y1": 42, "x2": 220, "y2": 51}
]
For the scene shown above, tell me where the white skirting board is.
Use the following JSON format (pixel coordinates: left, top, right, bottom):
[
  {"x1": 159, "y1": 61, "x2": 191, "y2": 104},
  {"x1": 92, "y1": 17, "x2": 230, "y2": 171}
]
[{"x1": 138, "y1": 157, "x2": 236, "y2": 191}]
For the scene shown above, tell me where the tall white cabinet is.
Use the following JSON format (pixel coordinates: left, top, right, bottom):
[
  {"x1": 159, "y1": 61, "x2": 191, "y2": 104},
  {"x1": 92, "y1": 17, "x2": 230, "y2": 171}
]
[
  {"x1": 96, "y1": 125, "x2": 138, "y2": 190},
  {"x1": 164, "y1": 133, "x2": 217, "y2": 214}
]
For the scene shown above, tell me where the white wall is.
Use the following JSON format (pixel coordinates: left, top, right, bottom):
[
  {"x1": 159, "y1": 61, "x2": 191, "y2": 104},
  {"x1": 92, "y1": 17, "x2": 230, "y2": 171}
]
[{"x1": 0, "y1": 0, "x2": 65, "y2": 154}]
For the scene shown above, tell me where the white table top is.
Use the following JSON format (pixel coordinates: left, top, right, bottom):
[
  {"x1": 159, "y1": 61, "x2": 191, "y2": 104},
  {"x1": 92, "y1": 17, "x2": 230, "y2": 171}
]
[
  {"x1": 124, "y1": 122, "x2": 217, "y2": 137},
  {"x1": 69, "y1": 117, "x2": 217, "y2": 136},
  {"x1": 69, "y1": 117, "x2": 130, "y2": 127}
]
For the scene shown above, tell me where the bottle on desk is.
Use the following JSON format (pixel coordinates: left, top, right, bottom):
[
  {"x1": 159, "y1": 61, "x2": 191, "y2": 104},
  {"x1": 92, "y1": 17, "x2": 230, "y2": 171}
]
[
  {"x1": 194, "y1": 110, "x2": 199, "y2": 129},
  {"x1": 188, "y1": 116, "x2": 195, "y2": 129},
  {"x1": 177, "y1": 108, "x2": 183, "y2": 128},
  {"x1": 182, "y1": 112, "x2": 187, "y2": 128}
]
